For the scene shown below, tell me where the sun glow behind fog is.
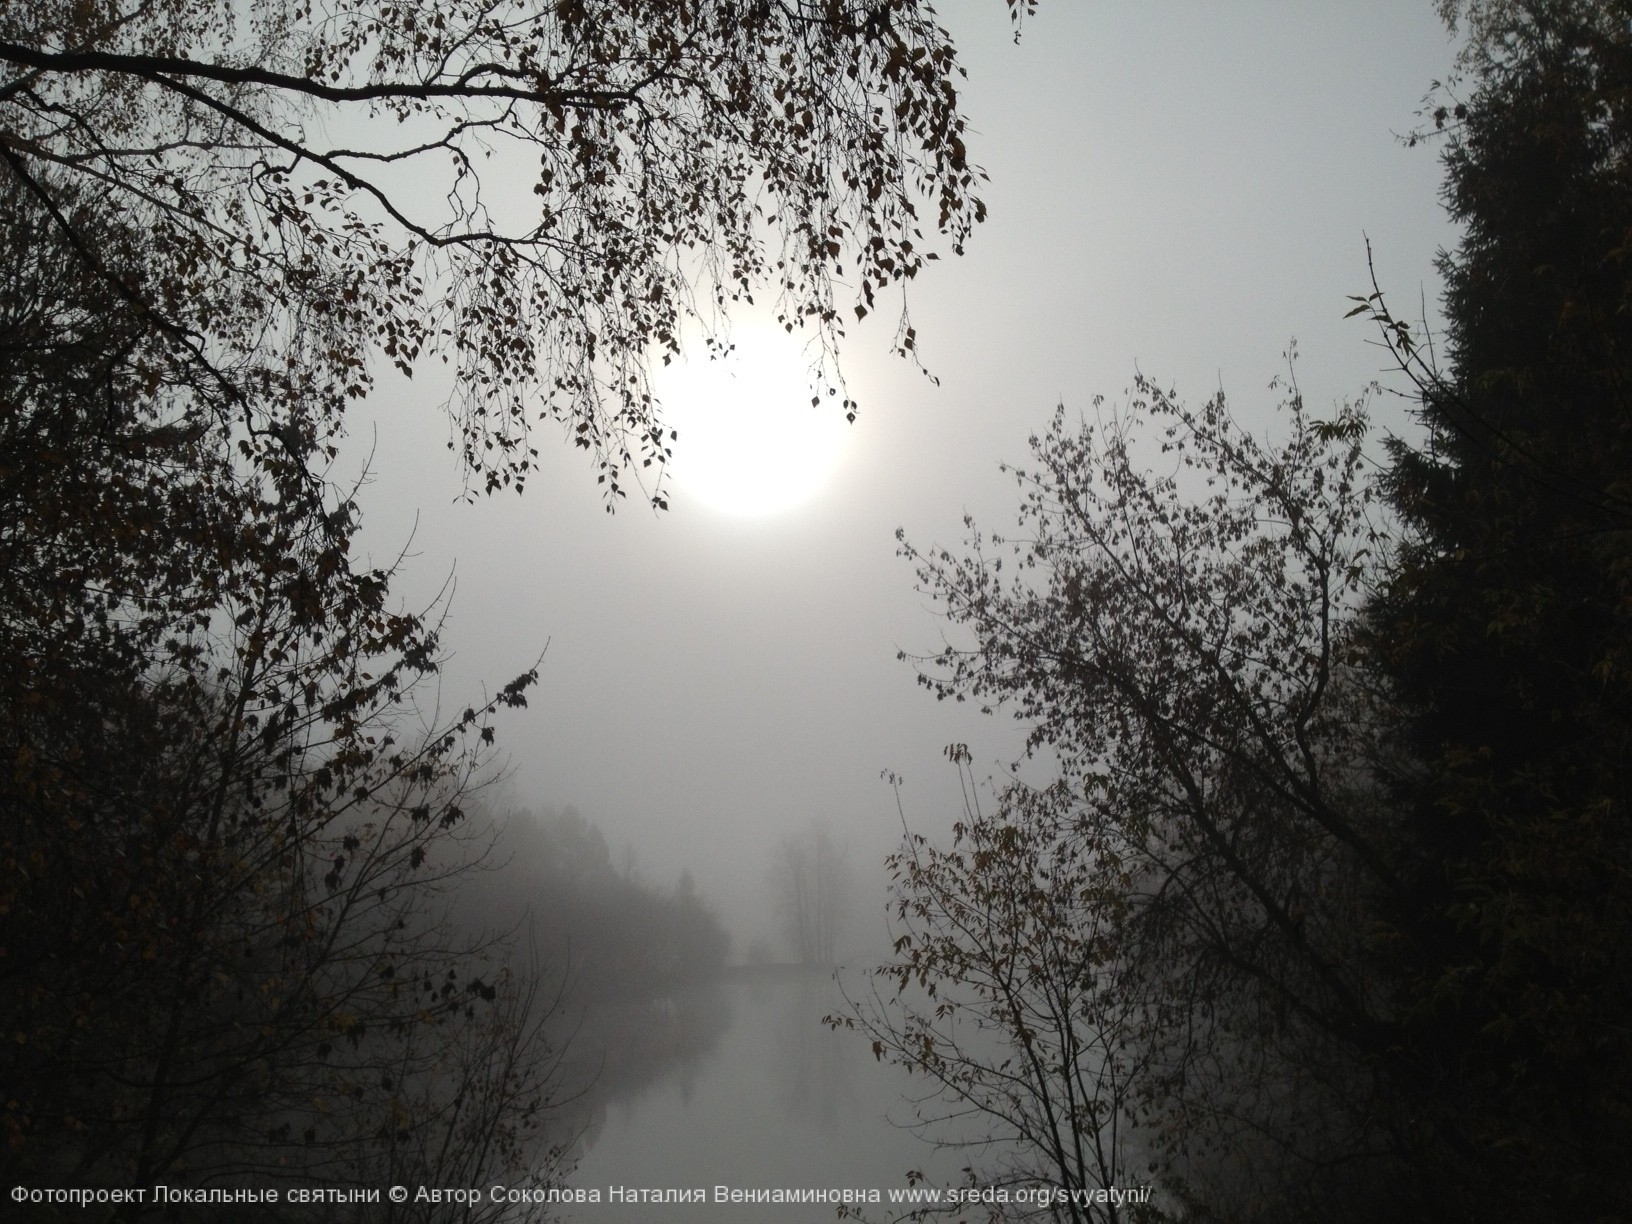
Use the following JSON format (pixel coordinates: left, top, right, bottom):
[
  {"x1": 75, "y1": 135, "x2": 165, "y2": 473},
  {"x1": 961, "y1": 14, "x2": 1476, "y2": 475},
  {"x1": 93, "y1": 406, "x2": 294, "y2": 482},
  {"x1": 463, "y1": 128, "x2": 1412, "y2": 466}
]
[{"x1": 653, "y1": 324, "x2": 850, "y2": 518}]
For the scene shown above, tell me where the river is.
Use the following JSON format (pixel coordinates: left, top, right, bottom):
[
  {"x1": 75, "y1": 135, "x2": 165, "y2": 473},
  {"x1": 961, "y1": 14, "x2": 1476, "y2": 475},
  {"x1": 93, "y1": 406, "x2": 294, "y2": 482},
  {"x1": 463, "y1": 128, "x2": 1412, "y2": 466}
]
[{"x1": 553, "y1": 968, "x2": 969, "y2": 1223}]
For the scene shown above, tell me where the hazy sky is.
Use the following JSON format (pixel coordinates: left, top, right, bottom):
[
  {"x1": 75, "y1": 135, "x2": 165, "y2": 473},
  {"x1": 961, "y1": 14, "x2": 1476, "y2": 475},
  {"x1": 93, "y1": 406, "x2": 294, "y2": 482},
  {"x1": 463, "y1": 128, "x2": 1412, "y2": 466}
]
[{"x1": 350, "y1": 2, "x2": 1461, "y2": 949}]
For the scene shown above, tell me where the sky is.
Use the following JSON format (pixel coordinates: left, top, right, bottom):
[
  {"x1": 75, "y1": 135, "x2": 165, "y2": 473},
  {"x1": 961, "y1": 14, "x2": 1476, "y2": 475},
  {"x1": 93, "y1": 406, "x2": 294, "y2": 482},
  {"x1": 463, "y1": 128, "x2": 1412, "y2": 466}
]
[{"x1": 348, "y1": 2, "x2": 1462, "y2": 953}]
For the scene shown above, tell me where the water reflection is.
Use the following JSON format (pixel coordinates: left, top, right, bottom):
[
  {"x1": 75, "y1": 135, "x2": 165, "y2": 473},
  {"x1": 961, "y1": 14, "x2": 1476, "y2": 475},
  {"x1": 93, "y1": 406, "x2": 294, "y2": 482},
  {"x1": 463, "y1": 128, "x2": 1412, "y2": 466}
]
[
  {"x1": 769, "y1": 971, "x2": 853, "y2": 1132},
  {"x1": 554, "y1": 968, "x2": 963, "y2": 1223},
  {"x1": 560, "y1": 981, "x2": 733, "y2": 1156}
]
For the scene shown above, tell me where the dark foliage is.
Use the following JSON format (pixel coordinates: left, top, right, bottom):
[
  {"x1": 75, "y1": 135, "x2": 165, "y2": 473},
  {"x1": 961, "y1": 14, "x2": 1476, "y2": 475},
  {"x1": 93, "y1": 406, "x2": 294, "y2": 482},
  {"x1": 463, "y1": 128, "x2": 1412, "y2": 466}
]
[
  {"x1": 1364, "y1": 2, "x2": 1632, "y2": 1216},
  {"x1": 0, "y1": 153, "x2": 558, "y2": 1218}
]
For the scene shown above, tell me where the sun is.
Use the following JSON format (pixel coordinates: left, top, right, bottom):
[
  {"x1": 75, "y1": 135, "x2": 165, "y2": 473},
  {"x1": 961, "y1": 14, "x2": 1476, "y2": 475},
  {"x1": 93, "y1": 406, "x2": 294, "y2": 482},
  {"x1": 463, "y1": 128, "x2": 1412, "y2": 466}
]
[{"x1": 652, "y1": 323, "x2": 850, "y2": 517}]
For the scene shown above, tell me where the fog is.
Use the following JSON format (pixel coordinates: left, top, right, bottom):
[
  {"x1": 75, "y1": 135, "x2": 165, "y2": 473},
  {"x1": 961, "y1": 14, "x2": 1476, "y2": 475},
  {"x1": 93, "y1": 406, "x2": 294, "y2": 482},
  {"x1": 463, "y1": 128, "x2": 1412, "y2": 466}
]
[
  {"x1": 342, "y1": 1, "x2": 1453, "y2": 947},
  {"x1": 343, "y1": 0, "x2": 1457, "y2": 1203}
]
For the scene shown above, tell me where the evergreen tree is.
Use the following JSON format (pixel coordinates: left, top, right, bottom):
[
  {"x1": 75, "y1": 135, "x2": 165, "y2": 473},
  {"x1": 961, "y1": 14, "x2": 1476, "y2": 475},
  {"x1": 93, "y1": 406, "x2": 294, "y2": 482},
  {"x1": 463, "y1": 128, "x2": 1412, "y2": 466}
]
[{"x1": 1369, "y1": 2, "x2": 1632, "y2": 1215}]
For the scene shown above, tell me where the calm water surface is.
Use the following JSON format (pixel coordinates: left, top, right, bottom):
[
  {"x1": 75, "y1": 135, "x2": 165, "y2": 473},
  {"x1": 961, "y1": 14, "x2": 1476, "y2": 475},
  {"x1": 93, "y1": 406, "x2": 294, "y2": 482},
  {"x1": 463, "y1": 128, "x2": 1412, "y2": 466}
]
[{"x1": 557, "y1": 970, "x2": 967, "y2": 1223}]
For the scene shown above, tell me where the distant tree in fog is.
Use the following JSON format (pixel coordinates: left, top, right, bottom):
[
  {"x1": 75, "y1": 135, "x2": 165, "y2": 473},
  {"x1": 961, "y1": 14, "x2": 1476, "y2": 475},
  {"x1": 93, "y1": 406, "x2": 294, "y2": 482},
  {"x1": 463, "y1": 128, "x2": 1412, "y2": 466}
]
[
  {"x1": 772, "y1": 822, "x2": 851, "y2": 966},
  {"x1": 671, "y1": 870, "x2": 734, "y2": 981}
]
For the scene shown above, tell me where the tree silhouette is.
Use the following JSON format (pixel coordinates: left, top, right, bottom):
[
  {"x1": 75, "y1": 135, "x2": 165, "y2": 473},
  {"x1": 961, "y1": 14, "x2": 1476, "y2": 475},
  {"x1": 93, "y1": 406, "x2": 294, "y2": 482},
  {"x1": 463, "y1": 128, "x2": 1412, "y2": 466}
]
[
  {"x1": 0, "y1": 119, "x2": 556, "y2": 1211},
  {"x1": 773, "y1": 821, "x2": 851, "y2": 966},
  {"x1": 860, "y1": 378, "x2": 1403, "y2": 1221},
  {"x1": 857, "y1": 5, "x2": 1632, "y2": 1220},
  {"x1": 1360, "y1": 1, "x2": 1632, "y2": 1214},
  {"x1": 1, "y1": 2, "x2": 1016, "y2": 1207},
  {"x1": 1, "y1": 0, "x2": 1002, "y2": 506}
]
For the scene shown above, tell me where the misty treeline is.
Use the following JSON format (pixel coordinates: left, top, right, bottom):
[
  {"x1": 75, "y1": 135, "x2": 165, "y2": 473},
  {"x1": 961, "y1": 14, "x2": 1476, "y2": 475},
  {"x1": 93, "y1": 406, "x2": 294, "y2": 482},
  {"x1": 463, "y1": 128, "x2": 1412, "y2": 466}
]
[
  {"x1": 0, "y1": 0, "x2": 1005, "y2": 1218},
  {"x1": 461, "y1": 806, "x2": 733, "y2": 1106},
  {"x1": 838, "y1": 4, "x2": 1632, "y2": 1222},
  {"x1": 471, "y1": 807, "x2": 731, "y2": 1007}
]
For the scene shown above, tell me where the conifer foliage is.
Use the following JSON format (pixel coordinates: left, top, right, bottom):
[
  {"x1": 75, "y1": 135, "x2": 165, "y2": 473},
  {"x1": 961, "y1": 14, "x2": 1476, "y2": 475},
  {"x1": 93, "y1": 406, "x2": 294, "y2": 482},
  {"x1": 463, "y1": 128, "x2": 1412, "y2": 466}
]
[{"x1": 1367, "y1": 0, "x2": 1632, "y2": 1213}]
